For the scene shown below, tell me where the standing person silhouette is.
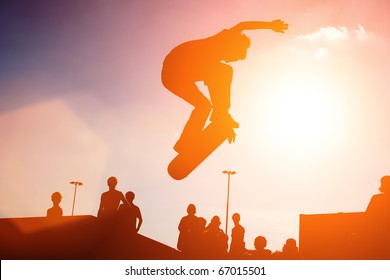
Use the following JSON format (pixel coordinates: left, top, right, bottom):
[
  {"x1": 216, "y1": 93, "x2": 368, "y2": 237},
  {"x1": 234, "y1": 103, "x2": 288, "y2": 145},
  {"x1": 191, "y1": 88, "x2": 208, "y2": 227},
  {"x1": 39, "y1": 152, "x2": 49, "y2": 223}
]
[
  {"x1": 97, "y1": 176, "x2": 127, "y2": 219},
  {"x1": 229, "y1": 213, "x2": 246, "y2": 258},
  {"x1": 162, "y1": 20, "x2": 288, "y2": 152},
  {"x1": 47, "y1": 192, "x2": 63, "y2": 219}
]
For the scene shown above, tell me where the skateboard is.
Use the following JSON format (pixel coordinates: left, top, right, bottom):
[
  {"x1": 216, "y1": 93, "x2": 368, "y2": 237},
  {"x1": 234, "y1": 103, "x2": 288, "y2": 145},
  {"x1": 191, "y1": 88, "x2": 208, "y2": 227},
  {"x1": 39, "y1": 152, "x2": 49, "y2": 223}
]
[{"x1": 168, "y1": 122, "x2": 235, "y2": 180}]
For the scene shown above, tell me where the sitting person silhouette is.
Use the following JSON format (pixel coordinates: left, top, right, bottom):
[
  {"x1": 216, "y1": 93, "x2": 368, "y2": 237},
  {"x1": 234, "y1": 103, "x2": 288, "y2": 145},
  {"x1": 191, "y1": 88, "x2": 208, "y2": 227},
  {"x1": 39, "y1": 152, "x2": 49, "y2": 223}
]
[
  {"x1": 364, "y1": 175, "x2": 390, "y2": 257},
  {"x1": 192, "y1": 216, "x2": 207, "y2": 259},
  {"x1": 366, "y1": 175, "x2": 390, "y2": 218},
  {"x1": 280, "y1": 238, "x2": 302, "y2": 259},
  {"x1": 118, "y1": 191, "x2": 143, "y2": 235},
  {"x1": 97, "y1": 176, "x2": 127, "y2": 219},
  {"x1": 47, "y1": 192, "x2": 63, "y2": 219},
  {"x1": 162, "y1": 19, "x2": 288, "y2": 152},
  {"x1": 250, "y1": 235, "x2": 272, "y2": 259},
  {"x1": 229, "y1": 213, "x2": 246, "y2": 258},
  {"x1": 204, "y1": 215, "x2": 229, "y2": 259}
]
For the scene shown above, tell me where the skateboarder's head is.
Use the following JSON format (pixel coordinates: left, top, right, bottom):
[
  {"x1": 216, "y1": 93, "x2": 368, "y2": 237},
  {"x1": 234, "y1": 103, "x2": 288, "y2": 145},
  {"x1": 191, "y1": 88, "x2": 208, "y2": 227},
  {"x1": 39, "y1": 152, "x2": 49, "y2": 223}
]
[
  {"x1": 187, "y1": 203, "x2": 196, "y2": 215},
  {"x1": 51, "y1": 192, "x2": 62, "y2": 206},
  {"x1": 107, "y1": 176, "x2": 118, "y2": 190},
  {"x1": 125, "y1": 191, "x2": 135, "y2": 203},
  {"x1": 379, "y1": 175, "x2": 390, "y2": 193},
  {"x1": 220, "y1": 32, "x2": 251, "y2": 62}
]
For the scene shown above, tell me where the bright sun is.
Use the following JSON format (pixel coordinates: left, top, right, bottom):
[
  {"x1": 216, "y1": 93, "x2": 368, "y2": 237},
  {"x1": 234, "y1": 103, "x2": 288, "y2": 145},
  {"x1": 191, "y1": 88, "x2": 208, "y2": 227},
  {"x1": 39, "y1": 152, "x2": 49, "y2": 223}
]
[{"x1": 261, "y1": 76, "x2": 344, "y2": 153}]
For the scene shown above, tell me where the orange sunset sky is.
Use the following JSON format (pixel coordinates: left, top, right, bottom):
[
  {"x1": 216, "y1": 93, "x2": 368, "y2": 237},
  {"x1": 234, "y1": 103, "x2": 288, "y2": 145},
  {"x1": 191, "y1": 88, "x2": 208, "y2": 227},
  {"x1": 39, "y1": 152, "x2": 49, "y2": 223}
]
[{"x1": 1, "y1": 0, "x2": 390, "y2": 251}]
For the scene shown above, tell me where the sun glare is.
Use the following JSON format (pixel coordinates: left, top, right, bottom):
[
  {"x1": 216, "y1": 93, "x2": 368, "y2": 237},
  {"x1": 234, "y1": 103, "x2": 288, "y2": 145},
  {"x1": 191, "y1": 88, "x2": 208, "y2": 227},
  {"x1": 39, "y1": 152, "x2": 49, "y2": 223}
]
[{"x1": 261, "y1": 76, "x2": 343, "y2": 153}]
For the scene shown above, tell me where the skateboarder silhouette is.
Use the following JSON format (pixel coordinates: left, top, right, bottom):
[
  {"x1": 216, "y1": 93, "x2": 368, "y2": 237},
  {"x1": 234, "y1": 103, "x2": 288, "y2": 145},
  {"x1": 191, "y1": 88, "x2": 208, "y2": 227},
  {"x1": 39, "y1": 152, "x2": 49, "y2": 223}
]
[{"x1": 162, "y1": 20, "x2": 288, "y2": 179}]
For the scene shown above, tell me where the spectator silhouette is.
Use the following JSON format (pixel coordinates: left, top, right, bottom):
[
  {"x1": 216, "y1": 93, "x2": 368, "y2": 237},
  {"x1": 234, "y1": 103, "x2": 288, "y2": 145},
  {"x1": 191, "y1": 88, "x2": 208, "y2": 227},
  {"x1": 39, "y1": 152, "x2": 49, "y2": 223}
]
[
  {"x1": 177, "y1": 204, "x2": 198, "y2": 255},
  {"x1": 279, "y1": 238, "x2": 302, "y2": 259},
  {"x1": 250, "y1": 236, "x2": 272, "y2": 259},
  {"x1": 162, "y1": 20, "x2": 288, "y2": 152},
  {"x1": 229, "y1": 213, "x2": 246, "y2": 258},
  {"x1": 192, "y1": 217, "x2": 207, "y2": 259},
  {"x1": 204, "y1": 215, "x2": 229, "y2": 259},
  {"x1": 97, "y1": 176, "x2": 127, "y2": 219},
  {"x1": 118, "y1": 191, "x2": 143, "y2": 236},
  {"x1": 47, "y1": 192, "x2": 63, "y2": 219},
  {"x1": 366, "y1": 175, "x2": 390, "y2": 220},
  {"x1": 364, "y1": 175, "x2": 390, "y2": 257}
]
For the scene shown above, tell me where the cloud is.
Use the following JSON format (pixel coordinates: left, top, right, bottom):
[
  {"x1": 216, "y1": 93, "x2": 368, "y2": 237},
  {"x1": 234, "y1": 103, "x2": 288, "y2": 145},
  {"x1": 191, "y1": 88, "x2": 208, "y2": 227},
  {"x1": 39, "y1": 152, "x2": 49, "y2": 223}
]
[
  {"x1": 289, "y1": 25, "x2": 370, "y2": 59},
  {"x1": 297, "y1": 25, "x2": 368, "y2": 42}
]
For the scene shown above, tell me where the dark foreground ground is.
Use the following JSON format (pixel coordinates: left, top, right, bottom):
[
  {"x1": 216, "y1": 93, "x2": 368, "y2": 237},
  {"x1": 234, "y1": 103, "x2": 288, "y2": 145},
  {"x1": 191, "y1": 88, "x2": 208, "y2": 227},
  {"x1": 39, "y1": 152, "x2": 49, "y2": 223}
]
[{"x1": 0, "y1": 215, "x2": 180, "y2": 260}]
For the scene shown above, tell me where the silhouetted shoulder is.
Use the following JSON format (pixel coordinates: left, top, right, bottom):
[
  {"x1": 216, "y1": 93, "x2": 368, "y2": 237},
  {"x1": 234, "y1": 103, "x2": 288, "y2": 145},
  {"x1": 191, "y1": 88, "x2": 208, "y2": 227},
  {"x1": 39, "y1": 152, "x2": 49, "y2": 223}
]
[
  {"x1": 366, "y1": 193, "x2": 390, "y2": 214},
  {"x1": 101, "y1": 189, "x2": 124, "y2": 200},
  {"x1": 132, "y1": 205, "x2": 142, "y2": 218},
  {"x1": 47, "y1": 206, "x2": 63, "y2": 218}
]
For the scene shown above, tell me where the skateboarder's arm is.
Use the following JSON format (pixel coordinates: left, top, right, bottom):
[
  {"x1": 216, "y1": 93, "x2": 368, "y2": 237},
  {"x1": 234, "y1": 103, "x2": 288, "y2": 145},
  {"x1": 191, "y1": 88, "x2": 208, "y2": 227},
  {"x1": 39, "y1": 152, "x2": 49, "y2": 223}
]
[{"x1": 231, "y1": 20, "x2": 288, "y2": 33}]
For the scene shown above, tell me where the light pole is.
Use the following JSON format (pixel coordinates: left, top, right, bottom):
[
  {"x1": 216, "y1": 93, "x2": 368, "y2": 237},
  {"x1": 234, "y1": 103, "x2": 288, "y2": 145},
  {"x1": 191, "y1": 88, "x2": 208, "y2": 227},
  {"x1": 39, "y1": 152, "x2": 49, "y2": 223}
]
[
  {"x1": 70, "y1": 181, "x2": 83, "y2": 216},
  {"x1": 222, "y1": 170, "x2": 236, "y2": 235}
]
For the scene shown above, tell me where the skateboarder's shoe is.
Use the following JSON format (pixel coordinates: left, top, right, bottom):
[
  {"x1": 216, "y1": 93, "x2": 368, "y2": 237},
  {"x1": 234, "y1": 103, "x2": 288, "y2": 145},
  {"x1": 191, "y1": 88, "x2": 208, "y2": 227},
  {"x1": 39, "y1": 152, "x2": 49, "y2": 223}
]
[
  {"x1": 168, "y1": 121, "x2": 234, "y2": 180},
  {"x1": 210, "y1": 112, "x2": 239, "y2": 128}
]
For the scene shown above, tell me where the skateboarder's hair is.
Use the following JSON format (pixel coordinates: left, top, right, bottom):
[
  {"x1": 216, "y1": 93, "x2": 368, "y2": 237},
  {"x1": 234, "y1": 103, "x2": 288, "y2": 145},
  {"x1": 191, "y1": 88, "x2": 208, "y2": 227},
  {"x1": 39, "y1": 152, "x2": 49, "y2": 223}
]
[
  {"x1": 219, "y1": 32, "x2": 251, "y2": 61},
  {"x1": 235, "y1": 33, "x2": 251, "y2": 50},
  {"x1": 222, "y1": 32, "x2": 251, "y2": 52}
]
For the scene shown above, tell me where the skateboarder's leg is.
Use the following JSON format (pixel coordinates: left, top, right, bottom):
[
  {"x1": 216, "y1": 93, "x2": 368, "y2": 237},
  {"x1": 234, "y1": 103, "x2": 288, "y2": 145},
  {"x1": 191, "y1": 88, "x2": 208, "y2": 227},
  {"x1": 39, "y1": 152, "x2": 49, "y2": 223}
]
[
  {"x1": 165, "y1": 82, "x2": 212, "y2": 152},
  {"x1": 205, "y1": 63, "x2": 239, "y2": 128},
  {"x1": 175, "y1": 84, "x2": 211, "y2": 151}
]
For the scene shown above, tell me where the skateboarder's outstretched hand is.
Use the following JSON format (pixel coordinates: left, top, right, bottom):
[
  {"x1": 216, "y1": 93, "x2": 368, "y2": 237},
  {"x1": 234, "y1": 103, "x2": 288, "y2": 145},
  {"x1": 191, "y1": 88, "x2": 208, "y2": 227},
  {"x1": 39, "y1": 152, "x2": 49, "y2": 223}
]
[{"x1": 270, "y1": 19, "x2": 289, "y2": 33}]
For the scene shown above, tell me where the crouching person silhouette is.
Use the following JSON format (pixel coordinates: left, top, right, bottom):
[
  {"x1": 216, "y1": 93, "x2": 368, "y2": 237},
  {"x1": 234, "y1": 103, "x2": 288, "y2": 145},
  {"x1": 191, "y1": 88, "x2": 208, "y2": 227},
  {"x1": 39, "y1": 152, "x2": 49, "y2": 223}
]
[{"x1": 162, "y1": 20, "x2": 288, "y2": 153}]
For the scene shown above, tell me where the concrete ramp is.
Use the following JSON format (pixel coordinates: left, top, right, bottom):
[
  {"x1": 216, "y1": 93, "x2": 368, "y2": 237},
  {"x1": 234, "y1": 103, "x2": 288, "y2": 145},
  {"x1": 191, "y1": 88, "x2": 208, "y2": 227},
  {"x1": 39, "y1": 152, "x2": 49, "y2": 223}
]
[{"x1": 0, "y1": 216, "x2": 180, "y2": 260}]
